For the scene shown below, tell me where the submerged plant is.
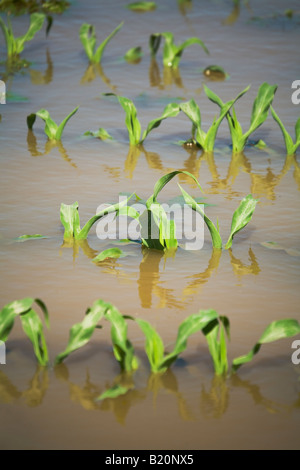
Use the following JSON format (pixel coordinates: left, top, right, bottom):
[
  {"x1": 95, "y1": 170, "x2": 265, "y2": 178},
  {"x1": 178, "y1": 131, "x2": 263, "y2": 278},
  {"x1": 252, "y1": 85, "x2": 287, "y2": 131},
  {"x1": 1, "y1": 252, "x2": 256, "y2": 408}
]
[
  {"x1": 126, "y1": 1, "x2": 156, "y2": 11},
  {"x1": 179, "y1": 187, "x2": 258, "y2": 249},
  {"x1": 124, "y1": 46, "x2": 143, "y2": 64},
  {"x1": 0, "y1": 297, "x2": 49, "y2": 366},
  {"x1": 26, "y1": 107, "x2": 79, "y2": 141},
  {"x1": 79, "y1": 22, "x2": 123, "y2": 64},
  {"x1": 149, "y1": 31, "x2": 209, "y2": 68},
  {"x1": 209, "y1": 82, "x2": 277, "y2": 153},
  {"x1": 271, "y1": 107, "x2": 300, "y2": 156},
  {"x1": 60, "y1": 196, "x2": 133, "y2": 242},
  {"x1": 177, "y1": 84, "x2": 250, "y2": 152},
  {"x1": 55, "y1": 299, "x2": 138, "y2": 372},
  {"x1": 106, "y1": 93, "x2": 181, "y2": 145},
  {"x1": 0, "y1": 12, "x2": 45, "y2": 65}
]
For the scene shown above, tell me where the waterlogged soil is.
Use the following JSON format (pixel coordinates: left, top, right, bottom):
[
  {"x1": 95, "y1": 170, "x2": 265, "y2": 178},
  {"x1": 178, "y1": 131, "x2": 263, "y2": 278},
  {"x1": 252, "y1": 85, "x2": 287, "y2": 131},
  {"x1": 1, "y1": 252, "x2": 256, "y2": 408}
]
[{"x1": 0, "y1": 0, "x2": 300, "y2": 450}]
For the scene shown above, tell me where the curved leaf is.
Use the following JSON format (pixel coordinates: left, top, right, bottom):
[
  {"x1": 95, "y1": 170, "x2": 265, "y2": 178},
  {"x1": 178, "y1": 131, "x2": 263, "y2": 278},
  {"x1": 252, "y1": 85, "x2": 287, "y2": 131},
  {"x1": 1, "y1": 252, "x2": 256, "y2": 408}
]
[
  {"x1": 56, "y1": 106, "x2": 79, "y2": 140},
  {"x1": 225, "y1": 194, "x2": 258, "y2": 249},
  {"x1": 94, "y1": 22, "x2": 123, "y2": 63}
]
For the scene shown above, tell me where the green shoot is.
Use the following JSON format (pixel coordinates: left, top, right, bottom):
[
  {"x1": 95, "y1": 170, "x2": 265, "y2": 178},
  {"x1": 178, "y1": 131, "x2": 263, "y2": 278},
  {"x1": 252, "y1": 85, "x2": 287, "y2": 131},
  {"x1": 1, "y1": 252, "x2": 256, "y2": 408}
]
[
  {"x1": 55, "y1": 300, "x2": 138, "y2": 372},
  {"x1": 27, "y1": 107, "x2": 79, "y2": 141},
  {"x1": 178, "y1": 85, "x2": 250, "y2": 152},
  {"x1": 84, "y1": 128, "x2": 113, "y2": 140},
  {"x1": 136, "y1": 310, "x2": 219, "y2": 373},
  {"x1": 271, "y1": 107, "x2": 300, "y2": 156},
  {"x1": 0, "y1": 297, "x2": 49, "y2": 366},
  {"x1": 79, "y1": 22, "x2": 123, "y2": 64},
  {"x1": 124, "y1": 46, "x2": 143, "y2": 64},
  {"x1": 107, "y1": 94, "x2": 181, "y2": 145},
  {"x1": 0, "y1": 13, "x2": 45, "y2": 63},
  {"x1": 149, "y1": 31, "x2": 209, "y2": 68},
  {"x1": 92, "y1": 248, "x2": 127, "y2": 263},
  {"x1": 232, "y1": 319, "x2": 300, "y2": 373},
  {"x1": 208, "y1": 82, "x2": 277, "y2": 153},
  {"x1": 126, "y1": 2, "x2": 156, "y2": 11},
  {"x1": 60, "y1": 196, "x2": 133, "y2": 242},
  {"x1": 179, "y1": 186, "x2": 258, "y2": 250}
]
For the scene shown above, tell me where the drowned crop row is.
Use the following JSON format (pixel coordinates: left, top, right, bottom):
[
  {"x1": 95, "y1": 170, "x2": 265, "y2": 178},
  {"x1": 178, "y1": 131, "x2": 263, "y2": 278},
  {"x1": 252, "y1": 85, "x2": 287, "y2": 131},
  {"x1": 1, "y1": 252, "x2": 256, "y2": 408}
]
[
  {"x1": 1, "y1": 296, "x2": 299, "y2": 400},
  {"x1": 26, "y1": 83, "x2": 300, "y2": 156}
]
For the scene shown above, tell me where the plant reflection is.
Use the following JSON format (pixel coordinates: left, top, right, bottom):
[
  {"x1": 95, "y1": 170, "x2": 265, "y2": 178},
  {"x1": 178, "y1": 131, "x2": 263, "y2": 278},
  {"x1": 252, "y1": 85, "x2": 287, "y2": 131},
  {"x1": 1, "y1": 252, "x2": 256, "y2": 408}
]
[
  {"x1": 149, "y1": 58, "x2": 184, "y2": 90},
  {"x1": 1, "y1": 365, "x2": 298, "y2": 422},
  {"x1": 27, "y1": 130, "x2": 77, "y2": 168},
  {"x1": 30, "y1": 49, "x2": 53, "y2": 85},
  {"x1": 80, "y1": 63, "x2": 117, "y2": 92}
]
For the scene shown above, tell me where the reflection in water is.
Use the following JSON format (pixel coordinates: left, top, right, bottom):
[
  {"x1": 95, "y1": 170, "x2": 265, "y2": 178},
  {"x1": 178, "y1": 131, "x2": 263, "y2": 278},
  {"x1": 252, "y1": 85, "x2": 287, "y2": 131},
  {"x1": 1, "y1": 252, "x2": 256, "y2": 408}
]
[
  {"x1": 27, "y1": 131, "x2": 77, "y2": 168},
  {"x1": 1, "y1": 364, "x2": 298, "y2": 422},
  {"x1": 222, "y1": 0, "x2": 241, "y2": 26},
  {"x1": 80, "y1": 63, "x2": 117, "y2": 91},
  {"x1": 59, "y1": 240, "x2": 261, "y2": 309},
  {"x1": 148, "y1": 59, "x2": 184, "y2": 90},
  {"x1": 177, "y1": 0, "x2": 193, "y2": 16},
  {"x1": 229, "y1": 247, "x2": 261, "y2": 279},
  {"x1": 30, "y1": 49, "x2": 53, "y2": 85},
  {"x1": 0, "y1": 366, "x2": 48, "y2": 407},
  {"x1": 147, "y1": 370, "x2": 194, "y2": 421}
]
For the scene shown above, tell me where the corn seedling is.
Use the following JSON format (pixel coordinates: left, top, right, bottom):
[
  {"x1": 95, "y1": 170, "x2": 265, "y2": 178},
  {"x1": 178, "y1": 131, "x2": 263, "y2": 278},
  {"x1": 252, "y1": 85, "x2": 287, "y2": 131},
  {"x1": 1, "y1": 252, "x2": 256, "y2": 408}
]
[
  {"x1": 271, "y1": 107, "x2": 300, "y2": 156},
  {"x1": 119, "y1": 170, "x2": 202, "y2": 251},
  {"x1": 203, "y1": 65, "x2": 228, "y2": 81},
  {"x1": 179, "y1": 187, "x2": 258, "y2": 249},
  {"x1": 177, "y1": 85, "x2": 250, "y2": 152},
  {"x1": 0, "y1": 12, "x2": 45, "y2": 64},
  {"x1": 0, "y1": 297, "x2": 49, "y2": 366},
  {"x1": 79, "y1": 22, "x2": 123, "y2": 64},
  {"x1": 106, "y1": 93, "x2": 181, "y2": 145},
  {"x1": 84, "y1": 128, "x2": 113, "y2": 140},
  {"x1": 124, "y1": 46, "x2": 143, "y2": 64},
  {"x1": 60, "y1": 196, "x2": 133, "y2": 242},
  {"x1": 126, "y1": 1, "x2": 156, "y2": 11},
  {"x1": 55, "y1": 299, "x2": 138, "y2": 373},
  {"x1": 149, "y1": 31, "x2": 209, "y2": 68},
  {"x1": 208, "y1": 82, "x2": 277, "y2": 153},
  {"x1": 27, "y1": 107, "x2": 79, "y2": 141}
]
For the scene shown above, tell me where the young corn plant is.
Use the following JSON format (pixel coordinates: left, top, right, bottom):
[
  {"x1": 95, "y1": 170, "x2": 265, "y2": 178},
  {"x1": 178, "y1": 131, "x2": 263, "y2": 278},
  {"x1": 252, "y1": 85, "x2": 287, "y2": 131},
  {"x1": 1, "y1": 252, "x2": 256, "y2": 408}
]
[
  {"x1": 0, "y1": 12, "x2": 45, "y2": 64},
  {"x1": 208, "y1": 82, "x2": 278, "y2": 153},
  {"x1": 105, "y1": 93, "x2": 181, "y2": 145},
  {"x1": 271, "y1": 107, "x2": 300, "y2": 156},
  {"x1": 135, "y1": 310, "x2": 220, "y2": 374},
  {"x1": 60, "y1": 196, "x2": 133, "y2": 242},
  {"x1": 0, "y1": 297, "x2": 49, "y2": 366},
  {"x1": 179, "y1": 186, "x2": 258, "y2": 250},
  {"x1": 149, "y1": 31, "x2": 209, "y2": 68},
  {"x1": 119, "y1": 170, "x2": 202, "y2": 251},
  {"x1": 177, "y1": 84, "x2": 250, "y2": 153},
  {"x1": 26, "y1": 107, "x2": 79, "y2": 141},
  {"x1": 79, "y1": 22, "x2": 123, "y2": 64},
  {"x1": 55, "y1": 299, "x2": 138, "y2": 373}
]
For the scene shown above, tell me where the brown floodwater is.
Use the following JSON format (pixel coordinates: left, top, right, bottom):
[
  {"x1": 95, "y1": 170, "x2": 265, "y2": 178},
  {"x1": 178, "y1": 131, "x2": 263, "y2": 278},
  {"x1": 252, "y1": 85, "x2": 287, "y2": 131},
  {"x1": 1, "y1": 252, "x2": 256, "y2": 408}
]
[{"x1": 0, "y1": 0, "x2": 300, "y2": 450}]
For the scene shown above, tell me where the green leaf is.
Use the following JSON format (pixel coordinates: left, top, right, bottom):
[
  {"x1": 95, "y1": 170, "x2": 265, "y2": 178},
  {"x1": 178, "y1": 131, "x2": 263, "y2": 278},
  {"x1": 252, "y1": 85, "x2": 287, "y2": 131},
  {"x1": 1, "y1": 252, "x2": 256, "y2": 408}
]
[
  {"x1": 246, "y1": 82, "x2": 277, "y2": 138},
  {"x1": 225, "y1": 194, "x2": 258, "y2": 249},
  {"x1": 136, "y1": 319, "x2": 165, "y2": 372},
  {"x1": 84, "y1": 128, "x2": 113, "y2": 140},
  {"x1": 116, "y1": 95, "x2": 141, "y2": 145},
  {"x1": 149, "y1": 33, "x2": 161, "y2": 57},
  {"x1": 178, "y1": 185, "x2": 222, "y2": 249},
  {"x1": 203, "y1": 65, "x2": 228, "y2": 80},
  {"x1": 140, "y1": 102, "x2": 180, "y2": 143},
  {"x1": 20, "y1": 309, "x2": 49, "y2": 366},
  {"x1": 202, "y1": 316, "x2": 230, "y2": 375},
  {"x1": 124, "y1": 46, "x2": 143, "y2": 63},
  {"x1": 232, "y1": 319, "x2": 300, "y2": 373},
  {"x1": 15, "y1": 13, "x2": 45, "y2": 55},
  {"x1": 15, "y1": 234, "x2": 48, "y2": 241},
  {"x1": 92, "y1": 248, "x2": 127, "y2": 263},
  {"x1": 97, "y1": 384, "x2": 133, "y2": 401},
  {"x1": 79, "y1": 23, "x2": 96, "y2": 62},
  {"x1": 0, "y1": 298, "x2": 34, "y2": 342},
  {"x1": 55, "y1": 299, "x2": 108, "y2": 364},
  {"x1": 60, "y1": 202, "x2": 81, "y2": 241},
  {"x1": 160, "y1": 310, "x2": 220, "y2": 372},
  {"x1": 126, "y1": 2, "x2": 156, "y2": 11},
  {"x1": 148, "y1": 170, "x2": 202, "y2": 205},
  {"x1": 35, "y1": 109, "x2": 58, "y2": 140},
  {"x1": 27, "y1": 113, "x2": 36, "y2": 130},
  {"x1": 271, "y1": 106, "x2": 297, "y2": 156},
  {"x1": 56, "y1": 106, "x2": 79, "y2": 140},
  {"x1": 104, "y1": 304, "x2": 138, "y2": 372},
  {"x1": 93, "y1": 22, "x2": 123, "y2": 64}
]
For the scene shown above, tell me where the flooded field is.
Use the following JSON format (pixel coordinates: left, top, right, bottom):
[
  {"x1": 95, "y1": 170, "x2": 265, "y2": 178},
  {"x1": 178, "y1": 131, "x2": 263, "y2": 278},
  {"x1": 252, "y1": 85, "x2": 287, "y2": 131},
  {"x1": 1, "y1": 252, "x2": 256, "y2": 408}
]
[{"x1": 0, "y1": 0, "x2": 300, "y2": 450}]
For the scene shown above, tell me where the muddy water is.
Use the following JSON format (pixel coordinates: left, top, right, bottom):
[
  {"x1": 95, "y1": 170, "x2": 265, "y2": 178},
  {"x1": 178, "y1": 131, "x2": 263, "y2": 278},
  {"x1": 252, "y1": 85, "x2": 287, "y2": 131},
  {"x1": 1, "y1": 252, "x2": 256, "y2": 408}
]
[{"x1": 0, "y1": 0, "x2": 300, "y2": 450}]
